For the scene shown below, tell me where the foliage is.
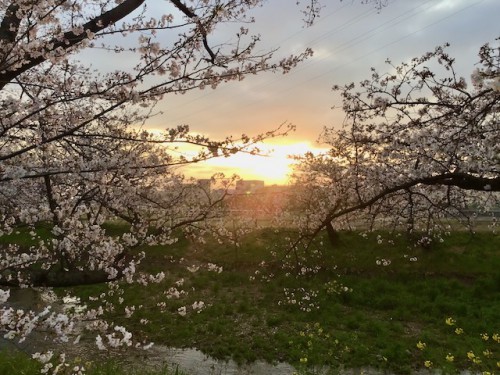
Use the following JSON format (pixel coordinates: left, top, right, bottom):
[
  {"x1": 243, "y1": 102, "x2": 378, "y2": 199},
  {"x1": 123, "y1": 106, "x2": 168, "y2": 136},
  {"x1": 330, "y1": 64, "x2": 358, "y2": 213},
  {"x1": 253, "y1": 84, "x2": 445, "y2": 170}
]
[
  {"x1": 56, "y1": 229, "x2": 499, "y2": 374},
  {"x1": 0, "y1": 349, "x2": 187, "y2": 375},
  {"x1": 1, "y1": 2, "x2": 497, "y2": 373},
  {"x1": 291, "y1": 39, "x2": 500, "y2": 245},
  {"x1": 0, "y1": 0, "x2": 319, "y2": 371},
  {"x1": 0, "y1": 0, "x2": 310, "y2": 289}
]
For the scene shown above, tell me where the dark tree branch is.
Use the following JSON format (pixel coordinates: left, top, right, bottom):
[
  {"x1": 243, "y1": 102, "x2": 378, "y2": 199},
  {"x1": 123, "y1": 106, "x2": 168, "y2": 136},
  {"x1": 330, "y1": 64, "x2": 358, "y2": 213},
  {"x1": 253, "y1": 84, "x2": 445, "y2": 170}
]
[
  {"x1": 0, "y1": 2, "x2": 21, "y2": 45},
  {"x1": 0, "y1": 0, "x2": 146, "y2": 89},
  {"x1": 0, "y1": 268, "x2": 121, "y2": 287},
  {"x1": 310, "y1": 172, "x2": 500, "y2": 240},
  {"x1": 169, "y1": 0, "x2": 218, "y2": 64}
]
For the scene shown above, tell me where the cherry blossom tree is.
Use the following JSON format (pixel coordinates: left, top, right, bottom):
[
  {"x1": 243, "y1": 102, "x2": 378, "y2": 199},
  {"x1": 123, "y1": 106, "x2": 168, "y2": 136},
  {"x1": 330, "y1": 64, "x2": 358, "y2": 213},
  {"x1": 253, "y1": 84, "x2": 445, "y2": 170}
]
[
  {"x1": 291, "y1": 38, "x2": 499, "y2": 250},
  {"x1": 0, "y1": 0, "x2": 322, "y2": 288},
  {"x1": 0, "y1": 0, "x2": 391, "y2": 369},
  {"x1": 0, "y1": 0, "x2": 325, "y2": 366}
]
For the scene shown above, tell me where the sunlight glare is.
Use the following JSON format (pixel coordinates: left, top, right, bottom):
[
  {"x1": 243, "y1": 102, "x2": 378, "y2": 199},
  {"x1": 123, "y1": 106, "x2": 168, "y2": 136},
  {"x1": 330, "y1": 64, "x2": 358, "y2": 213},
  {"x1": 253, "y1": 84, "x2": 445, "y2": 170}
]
[
  {"x1": 201, "y1": 141, "x2": 327, "y2": 185},
  {"x1": 142, "y1": 126, "x2": 328, "y2": 185}
]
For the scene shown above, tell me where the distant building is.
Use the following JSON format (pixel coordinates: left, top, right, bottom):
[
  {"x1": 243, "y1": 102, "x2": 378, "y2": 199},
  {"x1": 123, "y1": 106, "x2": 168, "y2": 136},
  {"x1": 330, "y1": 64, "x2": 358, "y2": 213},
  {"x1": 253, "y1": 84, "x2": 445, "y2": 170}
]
[
  {"x1": 227, "y1": 180, "x2": 293, "y2": 217},
  {"x1": 234, "y1": 180, "x2": 265, "y2": 195},
  {"x1": 197, "y1": 179, "x2": 212, "y2": 192}
]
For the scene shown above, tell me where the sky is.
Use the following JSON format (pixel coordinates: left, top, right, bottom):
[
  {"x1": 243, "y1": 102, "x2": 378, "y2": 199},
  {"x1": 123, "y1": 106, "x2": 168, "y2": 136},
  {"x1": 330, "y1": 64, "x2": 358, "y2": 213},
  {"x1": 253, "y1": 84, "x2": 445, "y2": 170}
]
[{"x1": 91, "y1": 0, "x2": 500, "y2": 185}]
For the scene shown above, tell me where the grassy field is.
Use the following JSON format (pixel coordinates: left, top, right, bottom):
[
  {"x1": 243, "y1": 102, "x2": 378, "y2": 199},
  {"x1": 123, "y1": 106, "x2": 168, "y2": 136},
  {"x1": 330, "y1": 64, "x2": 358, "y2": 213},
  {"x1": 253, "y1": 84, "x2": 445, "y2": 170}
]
[
  {"x1": 0, "y1": 349, "x2": 188, "y2": 375},
  {"x1": 1, "y1": 226, "x2": 499, "y2": 374}
]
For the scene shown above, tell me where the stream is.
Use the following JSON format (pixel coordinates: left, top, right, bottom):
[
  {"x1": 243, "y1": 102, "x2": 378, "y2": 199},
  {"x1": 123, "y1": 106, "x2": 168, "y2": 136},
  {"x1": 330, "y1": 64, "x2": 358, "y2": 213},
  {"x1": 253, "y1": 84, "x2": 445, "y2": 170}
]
[
  {"x1": 125, "y1": 346, "x2": 296, "y2": 375},
  {"x1": 1, "y1": 289, "x2": 449, "y2": 375},
  {"x1": 1, "y1": 288, "x2": 298, "y2": 374}
]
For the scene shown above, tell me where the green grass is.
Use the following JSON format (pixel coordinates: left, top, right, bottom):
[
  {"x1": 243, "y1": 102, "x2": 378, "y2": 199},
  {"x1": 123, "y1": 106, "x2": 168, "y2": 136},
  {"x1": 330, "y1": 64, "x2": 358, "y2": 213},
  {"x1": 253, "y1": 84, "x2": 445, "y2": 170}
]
[
  {"x1": 0, "y1": 350, "x2": 187, "y2": 375},
  {"x1": 0, "y1": 350, "x2": 41, "y2": 375},
  {"x1": 2, "y1": 227, "x2": 500, "y2": 374},
  {"x1": 88, "y1": 229, "x2": 500, "y2": 373}
]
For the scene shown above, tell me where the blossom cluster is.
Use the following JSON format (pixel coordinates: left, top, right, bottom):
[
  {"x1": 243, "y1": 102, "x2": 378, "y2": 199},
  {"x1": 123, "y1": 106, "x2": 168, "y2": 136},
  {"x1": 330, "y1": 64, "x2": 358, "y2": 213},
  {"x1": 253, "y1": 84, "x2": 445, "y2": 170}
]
[
  {"x1": 279, "y1": 288, "x2": 320, "y2": 312},
  {"x1": 324, "y1": 280, "x2": 353, "y2": 295}
]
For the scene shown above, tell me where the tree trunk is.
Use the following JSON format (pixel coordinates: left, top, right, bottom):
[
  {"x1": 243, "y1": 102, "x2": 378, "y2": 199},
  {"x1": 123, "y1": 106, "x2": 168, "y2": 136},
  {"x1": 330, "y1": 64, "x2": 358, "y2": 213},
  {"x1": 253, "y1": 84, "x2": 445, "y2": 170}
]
[{"x1": 326, "y1": 221, "x2": 339, "y2": 247}]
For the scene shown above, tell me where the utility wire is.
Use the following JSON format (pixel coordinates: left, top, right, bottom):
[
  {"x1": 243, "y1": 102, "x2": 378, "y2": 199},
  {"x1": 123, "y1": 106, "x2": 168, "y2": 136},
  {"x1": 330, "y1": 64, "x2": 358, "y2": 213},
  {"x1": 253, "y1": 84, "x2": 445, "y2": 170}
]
[{"x1": 166, "y1": 0, "x2": 487, "y2": 125}]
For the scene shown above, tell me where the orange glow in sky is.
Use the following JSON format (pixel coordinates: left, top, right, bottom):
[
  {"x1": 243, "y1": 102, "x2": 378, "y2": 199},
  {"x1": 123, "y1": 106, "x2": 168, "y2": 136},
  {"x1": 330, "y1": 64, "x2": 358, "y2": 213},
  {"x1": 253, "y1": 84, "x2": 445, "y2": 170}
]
[
  {"x1": 140, "y1": 1, "x2": 499, "y2": 186},
  {"x1": 189, "y1": 141, "x2": 327, "y2": 185}
]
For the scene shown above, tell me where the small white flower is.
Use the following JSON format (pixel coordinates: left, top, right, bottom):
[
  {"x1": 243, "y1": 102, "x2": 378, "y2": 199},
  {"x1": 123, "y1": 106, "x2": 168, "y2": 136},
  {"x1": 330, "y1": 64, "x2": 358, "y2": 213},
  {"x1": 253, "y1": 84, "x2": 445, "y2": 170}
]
[
  {"x1": 96, "y1": 335, "x2": 106, "y2": 350},
  {"x1": 177, "y1": 306, "x2": 187, "y2": 316},
  {"x1": 0, "y1": 289, "x2": 10, "y2": 303}
]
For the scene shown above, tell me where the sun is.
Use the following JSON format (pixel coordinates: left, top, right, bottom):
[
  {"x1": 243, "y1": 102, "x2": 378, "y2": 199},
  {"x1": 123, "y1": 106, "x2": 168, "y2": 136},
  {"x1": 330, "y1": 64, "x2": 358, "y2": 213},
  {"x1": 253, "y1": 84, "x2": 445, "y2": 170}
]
[
  {"x1": 139, "y1": 129, "x2": 327, "y2": 185},
  {"x1": 196, "y1": 141, "x2": 326, "y2": 185},
  {"x1": 211, "y1": 152, "x2": 292, "y2": 185}
]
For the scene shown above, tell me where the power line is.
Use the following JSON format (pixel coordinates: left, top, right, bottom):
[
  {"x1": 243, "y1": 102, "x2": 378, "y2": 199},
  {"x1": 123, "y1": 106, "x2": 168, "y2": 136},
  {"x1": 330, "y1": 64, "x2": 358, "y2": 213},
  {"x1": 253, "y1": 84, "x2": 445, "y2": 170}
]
[
  {"x1": 165, "y1": 0, "x2": 488, "y2": 125},
  {"x1": 303, "y1": 0, "x2": 486, "y2": 85},
  {"x1": 164, "y1": 3, "x2": 380, "y2": 124},
  {"x1": 159, "y1": 2, "x2": 356, "y2": 116}
]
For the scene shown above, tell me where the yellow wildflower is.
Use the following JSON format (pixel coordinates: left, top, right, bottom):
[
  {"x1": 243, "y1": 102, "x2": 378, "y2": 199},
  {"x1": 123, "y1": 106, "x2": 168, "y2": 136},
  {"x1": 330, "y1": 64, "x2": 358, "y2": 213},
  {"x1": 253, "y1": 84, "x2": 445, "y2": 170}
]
[
  {"x1": 455, "y1": 327, "x2": 464, "y2": 335},
  {"x1": 445, "y1": 354, "x2": 454, "y2": 362},
  {"x1": 416, "y1": 341, "x2": 427, "y2": 350},
  {"x1": 481, "y1": 333, "x2": 489, "y2": 341},
  {"x1": 467, "y1": 351, "x2": 476, "y2": 360},
  {"x1": 483, "y1": 349, "x2": 492, "y2": 358},
  {"x1": 424, "y1": 360, "x2": 433, "y2": 368},
  {"x1": 445, "y1": 317, "x2": 456, "y2": 326},
  {"x1": 493, "y1": 333, "x2": 500, "y2": 343},
  {"x1": 473, "y1": 358, "x2": 482, "y2": 365},
  {"x1": 497, "y1": 361, "x2": 500, "y2": 368},
  {"x1": 300, "y1": 357, "x2": 308, "y2": 364}
]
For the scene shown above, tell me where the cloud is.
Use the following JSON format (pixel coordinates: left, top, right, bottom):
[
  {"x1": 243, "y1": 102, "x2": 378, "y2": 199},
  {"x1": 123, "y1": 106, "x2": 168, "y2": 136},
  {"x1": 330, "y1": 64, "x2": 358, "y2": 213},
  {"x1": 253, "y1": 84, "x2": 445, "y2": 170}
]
[{"x1": 77, "y1": 0, "x2": 500, "y2": 162}]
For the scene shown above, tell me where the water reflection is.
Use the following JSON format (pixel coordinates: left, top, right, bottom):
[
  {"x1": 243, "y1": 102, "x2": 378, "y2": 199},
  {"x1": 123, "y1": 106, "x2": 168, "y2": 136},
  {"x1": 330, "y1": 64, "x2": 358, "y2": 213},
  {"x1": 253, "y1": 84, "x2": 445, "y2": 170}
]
[
  {"x1": 135, "y1": 347, "x2": 296, "y2": 375},
  {"x1": 4, "y1": 290, "x2": 434, "y2": 375},
  {"x1": 2, "y1": 288, "x2": 296, "y2": 374}
]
